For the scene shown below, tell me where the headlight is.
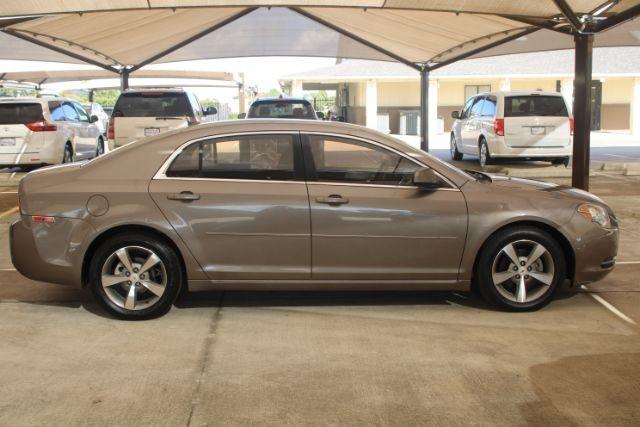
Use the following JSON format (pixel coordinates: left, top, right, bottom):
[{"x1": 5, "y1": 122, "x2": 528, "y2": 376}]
[{"x1": 577, "y1": 203, "x2": 611, "y2": 228}]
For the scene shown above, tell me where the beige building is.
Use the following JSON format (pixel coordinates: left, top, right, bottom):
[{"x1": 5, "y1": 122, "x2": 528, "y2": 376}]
[{"x1": 282, "y1": 47, "x2": 640, "y2": 140}]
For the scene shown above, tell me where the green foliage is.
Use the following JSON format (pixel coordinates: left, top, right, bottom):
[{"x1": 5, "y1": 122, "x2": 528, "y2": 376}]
[
  {"x1": 0, "y1": 88, "x2": 37, "y2": 97},
  {"x1": 93, "y1": 90, "x2": 120, "y2": 107}
]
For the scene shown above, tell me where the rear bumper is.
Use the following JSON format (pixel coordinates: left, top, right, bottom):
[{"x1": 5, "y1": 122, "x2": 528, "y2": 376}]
[
  {"x1": 10, "y1": 216, "x2": 94, "y2": 288},
  {"x1": 487, "y1": 137, "x2": 572, "y2": 158}
]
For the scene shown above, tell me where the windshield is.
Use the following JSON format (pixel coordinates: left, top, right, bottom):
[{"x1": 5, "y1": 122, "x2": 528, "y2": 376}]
[
  {"x1": 113, "y1": 92, "x2": 192, "y2": 117},
  {"x1": 248, "y1": 100, "x2": 316, "y2": 119},
  {"x1": 0, "y1": 103, "x2": 43, "y2": 124},
  {"x1": 504, "y1": 96, "x2": 568, "y2": 117}
]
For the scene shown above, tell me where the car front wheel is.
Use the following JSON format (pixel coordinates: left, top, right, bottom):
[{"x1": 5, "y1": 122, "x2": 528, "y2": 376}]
[
  {"x1": 476, "y1": 226, "x2": 566, "y2": 311},
  {"x1": 478, "y1": 139, "x2": 491, "y2": 168},
  {"x1": 88, "y1": 232, "x2": 184, "y2": 320},
  {"x1": 450, "y1": 134, "x2": 463, "y2": 160}
]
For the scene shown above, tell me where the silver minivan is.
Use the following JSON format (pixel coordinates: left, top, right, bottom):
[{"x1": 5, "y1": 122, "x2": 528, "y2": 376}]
[{"x1": 450, "y1": 91, "x2": 573, "y2": 168}]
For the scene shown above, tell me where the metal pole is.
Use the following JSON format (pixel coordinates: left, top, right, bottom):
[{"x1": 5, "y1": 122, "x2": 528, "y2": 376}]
[
  {"x1": 120, "y1": 69, "x2": 129, "y2": 92},
  {"x1": 420, "y1": 68, "x2": 429, "y2": 152},
  {"x1": 572, "y1": 33, "x2": 593, "y2": 191},
  {"x1": 88, "y1": 89, "x2": 94, "y2": 102}
]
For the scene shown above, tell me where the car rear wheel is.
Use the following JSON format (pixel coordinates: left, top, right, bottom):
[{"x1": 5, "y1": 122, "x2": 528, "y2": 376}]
[
  {"x1": 88, "y1": 233, "x2": 183, "y2": 320},
  {"x1": 551, "y1": 157, "x2": 569, "y2": 167},
  {"x1": 62, "y1": 144, "x2": 73, "y2": 163},
  {"x1": 450, "y1": 134, "x2": 463, "y2": 161},
  {"x1": 95, "y1": 138, "x2": 104, "y2": 157},
  {"x1": 478, "y1": 139, "x2": 491, "y2": 168},
  {"x1": 476, "y1": 226, "x2": 566, "y2": 311}
]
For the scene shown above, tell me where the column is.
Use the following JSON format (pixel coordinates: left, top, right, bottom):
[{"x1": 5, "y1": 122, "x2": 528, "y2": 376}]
[
  {"x1": 561, "y1": 78, "x2": 574, "y2": 114},
  {"x1": 632, "y1": 78, "x2": 640, "y2": 138},
  {"x1": 420, "y1": 69, "x2": 429, "y2": 151},
  {"x1": 572, "y1": 33, "x2": 594, "y2": 191},
  {"x1": 365, "y1": 79, "x2": 377, "y2": 130},
  {"x1": 291, "y1": 80, "x2": 304, "y2": 98},
  {"x1": 428, "y1": 78, "x2": 438, "y2": 140}
]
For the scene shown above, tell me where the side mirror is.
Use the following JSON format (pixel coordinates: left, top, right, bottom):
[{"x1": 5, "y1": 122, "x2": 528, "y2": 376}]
[
  {"x1": 90, "y1": 115, "x2": 99, "y2": 123},
  {"x1": 413, "y1": 167, "x2": 441, "y2": 189},
  {"x1": 204, "y1": 106, "x2": 217, "y2": 116},
  {"x1": 238, "y1": 112, "x2": 247, "y2": 119},
  {"x1": 316, "y1": 111, "x2": 325, "y2": 119},
  {"x1": 451, "y1": 111, "x2": 460, "y2": 119}
]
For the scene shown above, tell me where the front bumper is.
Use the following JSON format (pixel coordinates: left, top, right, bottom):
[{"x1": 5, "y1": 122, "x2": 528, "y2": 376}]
[
  {"x1": 561, "y1": 215, "x2": 619, "y2": 286},
  {"x1": 10, "y1": 216, "x2": 94, "y2": 288}
]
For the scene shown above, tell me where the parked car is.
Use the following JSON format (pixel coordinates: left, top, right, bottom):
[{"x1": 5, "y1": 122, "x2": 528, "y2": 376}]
[
  {"x1": 102, "y1": 106, "x2": 113, "y2": 117},
  {"x1": 11, "y1": 120, "x2": 617, "y2": 319},
  {"x1": 82, "y1": 102, "x2": 110, "y2": 136},
  {"x1": 240, "y1": 96, "x2": 322, "y2": 119},
  {"x1": 0, "y1": 97, "x2": 104, "y2": 169},
  {"x1": 450, "y1": 91, "x2": 573, "y2": 168},
  {"x1": 108, "y1": 89, "x2": 216, "y2": 149}
]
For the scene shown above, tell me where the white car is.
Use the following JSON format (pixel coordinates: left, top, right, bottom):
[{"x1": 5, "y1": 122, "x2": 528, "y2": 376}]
[
  {"x1": 82, "y1": 102, "x2": 110, "y2": 135},
  {"x1": 0, "y1": 97, "x2": 104, "y2": 169},
  {"x1": 450, "y1": 91, "x2": 573, "y2": 168},
  {"x1": 108, "y1": 89, "x2": 216, "y2": 149}
]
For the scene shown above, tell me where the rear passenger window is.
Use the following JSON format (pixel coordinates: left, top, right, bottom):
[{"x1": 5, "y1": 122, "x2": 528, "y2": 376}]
[{"x1": 166, "y1": 134, "x2": 296, "y2": 181}]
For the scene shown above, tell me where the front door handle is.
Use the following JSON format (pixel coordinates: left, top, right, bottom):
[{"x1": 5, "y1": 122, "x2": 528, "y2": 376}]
[
  {"x1": 316, "y1": 194, "x2": 349, "y2": 205},
  {"x1": 167, "y1": 191, "x2": 200, "y2": 201}
]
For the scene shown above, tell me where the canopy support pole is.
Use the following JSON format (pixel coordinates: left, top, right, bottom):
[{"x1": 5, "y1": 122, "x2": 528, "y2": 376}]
[
  {"x1": 572, "y1": 33, "x2": 593, "y2": 191},
  {"x1": 120, "y1": 69, "x2": 129, "y2": 91},
  {"x1": 88, "y1": 89, "x2": 94, "y2": 103},
  {"x1": 420, "y1": 67, "x2": 429, "y2": 152}
]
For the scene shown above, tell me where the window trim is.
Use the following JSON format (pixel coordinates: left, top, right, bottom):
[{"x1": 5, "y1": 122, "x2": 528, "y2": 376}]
[
  {"x1": 301, "y1": 132, "x2": 457, "y2": 190},
  {"x1": 154, "y1": 131, "x2": 305, "y2": 183}
]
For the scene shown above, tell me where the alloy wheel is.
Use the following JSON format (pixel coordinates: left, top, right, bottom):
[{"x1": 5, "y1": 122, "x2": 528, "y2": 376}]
[
  {"x1": 100, "y1": 246, "x2": 167, "y2": 310},
  {"x1": 450, "y1": 136, "x2": 456, "y2": 158},
  {"x1": 479, "y1": 143, "x2": 487, "y2": 168},
  {"x1": 491, "y1": 239, "x2": 555, "y2": 304}
]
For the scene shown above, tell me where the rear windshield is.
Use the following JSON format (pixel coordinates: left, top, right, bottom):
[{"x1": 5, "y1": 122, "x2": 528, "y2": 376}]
[
  {"x1": 0, "y1": 103, "x2": 43, "y2": 124},
  {"x1": 504, "y1": 96, "x2": 568, "y2": 117},
  {"x1": 112, "y1": 92, "x2": 192, "y2": 117},
  {"x1": 248, "y1": 100, "x2": 316, "y2": 119}
]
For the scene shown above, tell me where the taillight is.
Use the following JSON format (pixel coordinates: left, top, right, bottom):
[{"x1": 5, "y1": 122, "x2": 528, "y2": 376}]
[
  {"x1": 493, "y1": 118, "x2": 505, "y2": 136},
  {"x1": 32, "y1": 215, "x2": 55, "y2": 224},
  {"x1": 187, "y1": 115, "x2": 198, "y2": 125},
  {"x1": 107, "y1": 117, "x2": 114, "y2": 140},
  {"x1": 570, "y1": 118, "x2": 574, "y2": 136},
  {"x1": 25, "y1": 120, "x2": 57, "y2": 132}
]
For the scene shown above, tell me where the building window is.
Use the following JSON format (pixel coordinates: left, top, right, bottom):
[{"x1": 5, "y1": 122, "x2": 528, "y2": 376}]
[{"x1": 464, "y1": 85, "x2": 491, "y2": 101}]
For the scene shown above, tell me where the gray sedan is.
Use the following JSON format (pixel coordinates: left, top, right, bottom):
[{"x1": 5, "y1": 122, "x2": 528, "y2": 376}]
[{"x1": 10, "y1": 120, "x2": 618, "y2": 319}]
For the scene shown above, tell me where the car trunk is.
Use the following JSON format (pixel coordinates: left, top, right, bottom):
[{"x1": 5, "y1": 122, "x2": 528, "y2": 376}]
[
  {"x1": 0, "y1": 103, "x2": 45, "y2": 157},
  {"x1": 503, "y1": 95, "x2": 571, "y2": 148}
]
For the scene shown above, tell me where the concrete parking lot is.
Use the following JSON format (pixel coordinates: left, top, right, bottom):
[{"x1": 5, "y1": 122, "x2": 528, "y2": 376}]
[{"x1": 0, "y1": 166, "x2": 639, "y2": 425}]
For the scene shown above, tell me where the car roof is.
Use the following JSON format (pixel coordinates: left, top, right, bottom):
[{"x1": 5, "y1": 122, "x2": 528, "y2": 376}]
[
  {"x1": 474, "y1": 91, "x2": 564, "y2": 98},
  {"x1": 0, "y1": 96, "x2": 70, "y2": 104},
  {"x1": 253, "y1": 96, "x2": 309, "y2": 103},
  {"x1": 121, "y1": 88, "x2": 188, "y2": 94}
]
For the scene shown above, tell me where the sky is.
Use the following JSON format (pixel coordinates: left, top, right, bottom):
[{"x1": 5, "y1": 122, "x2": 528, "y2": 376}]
[{"x1": 0, "y1": 56, "x2": 337, "y2": 109}]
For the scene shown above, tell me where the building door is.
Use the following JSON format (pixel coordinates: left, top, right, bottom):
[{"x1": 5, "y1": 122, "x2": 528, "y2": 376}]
[
  {"x1": 591, "y1": 80, "x2": 602, "y2": 131},
  {"x1": 400, "y1": 111, "x2": 420, "y2": 135}
]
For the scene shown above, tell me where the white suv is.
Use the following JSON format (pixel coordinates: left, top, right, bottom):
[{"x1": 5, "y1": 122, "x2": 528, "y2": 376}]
[
  {"x1": 450, "y1": 91, "x2": 573, "y2": 168},
  {"x1": 108, "y1": 89, "x2": 216, "y2": 148},
  {"x1": 0, "y1": 97, "x2": 104, "y2": 169}
]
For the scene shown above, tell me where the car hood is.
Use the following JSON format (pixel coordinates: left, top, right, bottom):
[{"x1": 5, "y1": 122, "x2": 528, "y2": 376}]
[{"x1": 482, "y1": 174, "x2": 606, "y2": 205}]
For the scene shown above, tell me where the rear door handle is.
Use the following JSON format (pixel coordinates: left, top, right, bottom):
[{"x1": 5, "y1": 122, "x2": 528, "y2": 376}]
[
  {"x1": 316, "y1": 194, "x2": 349, "y2": 205},
  {"x1": 167, "y1": 191, "x2": 200, "y2": 201}
]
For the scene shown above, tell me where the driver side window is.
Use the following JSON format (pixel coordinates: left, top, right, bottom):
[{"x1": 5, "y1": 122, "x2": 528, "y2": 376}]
[{"x1": 307, "y1": 135, "x2": 419, "y2": 186}]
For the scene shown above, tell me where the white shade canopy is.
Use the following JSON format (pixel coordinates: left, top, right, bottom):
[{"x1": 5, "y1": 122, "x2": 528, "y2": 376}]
[
  {"x1": 0, "y1": 69, "x2": 235, "y2": 85},
  {"x1": 0, "y1": 2, "x2": 638, "y2": 71}
]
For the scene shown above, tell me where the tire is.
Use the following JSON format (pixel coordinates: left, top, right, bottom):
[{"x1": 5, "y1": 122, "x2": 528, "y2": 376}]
[
  {"x1": 476, "y1": 226, "x2": 566, "y2": 311},
  {"x1": 62, "y1": 144, "x2": 73, "y2": 163},
  {"x1": 551, "y1": 157, "x2": 569, "y2": 167},
  {"x1": 95, "y1": 138, "x2": 104, "y2": 157},
  {"x1": 478, "y1": 139, "x2": 491, "y2": 168},
  {"x1": 450, "y1": 134, "x2": 463, "y2": 161},
  {"x1": 88, "y1": 232, "x2": 184, "y2": 320}
]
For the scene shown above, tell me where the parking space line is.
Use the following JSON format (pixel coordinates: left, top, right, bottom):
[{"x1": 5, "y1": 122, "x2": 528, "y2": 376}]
[
  {"x1": 582, "y1": 285, "x2": 637, "y2": 326},
  {"x1": 0, "y1": 206, "x2": 18, "y2": 218},
  {"x1": 0, "y1": 191, "x2": 18, "y2": 194},
  {"x1": 0, "y1": 268, "x2": 15, "y2": 271},
  {"x1": 617, "y1": 261, "x2": 640, "y2": 265}
]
